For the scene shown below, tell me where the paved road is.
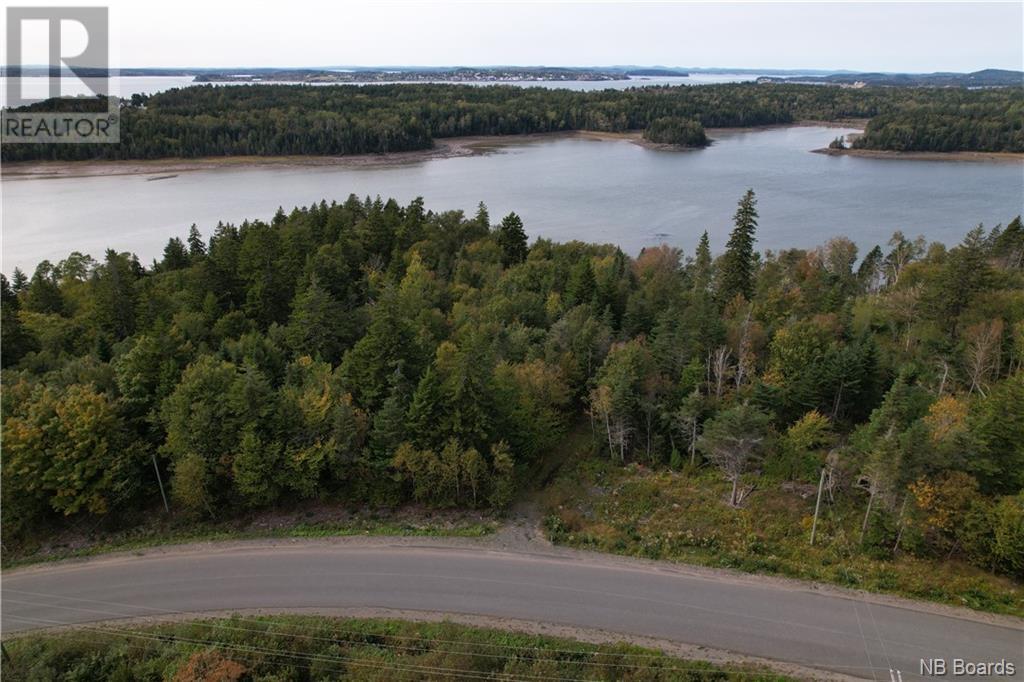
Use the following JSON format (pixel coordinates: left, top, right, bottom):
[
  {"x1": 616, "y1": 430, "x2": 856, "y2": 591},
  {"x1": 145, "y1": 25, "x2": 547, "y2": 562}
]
[{"x1": 2, "y1": 543, "x2": 1020, "y2": 680}]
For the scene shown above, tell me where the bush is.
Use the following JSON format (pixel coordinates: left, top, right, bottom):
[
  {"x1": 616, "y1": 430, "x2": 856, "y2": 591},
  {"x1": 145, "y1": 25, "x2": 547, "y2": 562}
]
[{"x1": 989, "y1": 494, "x2": 1024, "y2": 577}]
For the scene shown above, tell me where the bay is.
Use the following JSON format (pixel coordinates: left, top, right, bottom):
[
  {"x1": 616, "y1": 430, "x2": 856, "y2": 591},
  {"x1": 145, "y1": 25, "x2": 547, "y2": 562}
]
[{"x1": 3, "y1": 126, "x2": 1022, "y2": 273}]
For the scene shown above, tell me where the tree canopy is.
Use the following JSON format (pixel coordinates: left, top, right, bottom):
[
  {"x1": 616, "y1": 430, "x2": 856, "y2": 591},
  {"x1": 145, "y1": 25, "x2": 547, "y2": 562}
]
[
  {"x1": 3, "y1": 192, "x2": 1022, "y2": 577},
  {"x1": 4, "y1": 82, "x2": 1021, "y2": 162}
]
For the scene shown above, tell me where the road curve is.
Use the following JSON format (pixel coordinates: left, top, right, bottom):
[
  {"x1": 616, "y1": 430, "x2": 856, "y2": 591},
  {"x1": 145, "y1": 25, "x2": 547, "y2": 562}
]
[{"x1": 2, "y1": 542, "x2": 1020, "y2": 680}]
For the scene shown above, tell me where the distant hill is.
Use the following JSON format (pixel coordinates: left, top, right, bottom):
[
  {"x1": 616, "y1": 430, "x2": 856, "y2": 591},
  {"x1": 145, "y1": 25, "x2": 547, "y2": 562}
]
[
  {"x1": 4, "y1": 66, "x2": 1018, "y2": 88},
  {"x1": 624, "y1": 68, "x2": 690, "y2": 77},
  {"x1": 3, "y1": 66, "x2": 637, "y2": 83},
  {"x1": 757, "y1": 69, "x2": 1024, "y2": 88}
]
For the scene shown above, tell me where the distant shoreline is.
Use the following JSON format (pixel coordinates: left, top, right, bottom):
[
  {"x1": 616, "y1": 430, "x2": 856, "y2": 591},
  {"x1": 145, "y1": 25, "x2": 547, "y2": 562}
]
[
  {"x1": 813, "y1": 147, "x2": 1024, "y2": 163},
  {"x1": 0, "y1": 123, "x2": 859, "y2": 180},
  {"x1": 1, "y1": 131, "x2": 641, "y2": 179},
  {"x1": 0, "y1": 137, "x2": 496, "y2": 179},
  {"x1": 6, "y1": 121, "x2": 1018, "y2": 179}
]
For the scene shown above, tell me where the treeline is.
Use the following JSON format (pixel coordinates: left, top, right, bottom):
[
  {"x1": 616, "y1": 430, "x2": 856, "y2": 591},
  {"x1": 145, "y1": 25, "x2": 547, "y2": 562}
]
[
  {"x1": 3, "y1": 81, "x2": 1021, "y2": 161},
  {"x1": 853, "y1": 96, "x2": 1024, "y2": 152},
  {"x1": 2, "y1": 194, "x2": 1023, "y2": 576}
]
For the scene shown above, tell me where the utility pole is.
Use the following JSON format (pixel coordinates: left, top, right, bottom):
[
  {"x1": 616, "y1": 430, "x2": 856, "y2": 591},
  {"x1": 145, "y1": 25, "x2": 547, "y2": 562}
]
[
  {"x1": 152, "y1": 453, "x2": 169, "y2": 513},
  {"x1": 810, "y1": 467, "x2": 826, "y2": 546}
]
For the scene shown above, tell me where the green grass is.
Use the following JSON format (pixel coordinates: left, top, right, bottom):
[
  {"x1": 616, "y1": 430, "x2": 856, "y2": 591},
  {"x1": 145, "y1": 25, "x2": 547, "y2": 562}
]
[
  {"x1": 3, "y1": 510, "x2": 496, "y2": 569},
  {"x1": 541, "y1": 445, "x2": 1024, "y2": 618},
  {"x1": 2, "y1": 615, "x2": 791, "y2": 681}
]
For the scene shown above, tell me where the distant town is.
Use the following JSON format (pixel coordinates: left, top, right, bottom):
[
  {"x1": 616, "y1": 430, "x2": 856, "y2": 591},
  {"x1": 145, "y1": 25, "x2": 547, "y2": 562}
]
[{"x1": 4, "y1": 65, "x2": 1021, "y2": 88}]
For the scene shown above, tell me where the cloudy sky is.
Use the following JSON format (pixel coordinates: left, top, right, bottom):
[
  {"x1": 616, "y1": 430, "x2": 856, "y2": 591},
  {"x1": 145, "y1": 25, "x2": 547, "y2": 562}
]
[{"x1": 7, "y1": 1, "x2": 1024, "y2": 72}]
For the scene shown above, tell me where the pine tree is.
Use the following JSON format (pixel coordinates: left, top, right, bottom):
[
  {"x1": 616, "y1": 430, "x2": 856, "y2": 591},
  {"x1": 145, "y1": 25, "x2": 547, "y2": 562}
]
[
  {"x1": 93, "y1": 250, "x2": 138, "y2": 340},
  {"x1": 496, "y1": 212, "x2": 529, "y2": 267},
  {"x1": 687, "y1": 230, "x2": 722, "y2": 355},
  {"x1": 692, "y1": 230, "x2": 713, "y2": 294},
  {"x1": 937, "y1": 224, "x2": 991, "y2": 325},
  {"x1": 11, "y1": 267, "x2": 28, "y2": 294},
  {"x1": 993, "y1": 215, "x2": 1023, "y2": 269},
  {"x1": 339, "y1": 284, "x2": 424, "y2": 411},
  {"x1": 474, "y1": 201, "x2": 491, "y2": 230},
  {"x1": 406, "y1": 364, "x2": 445, "y2": 449},
  {"x1": 1, "y1": 274, "x2": 36, "y2": 367},
  {"x1": 187, "y1": 224, "x2": 206, "y2": 261},
  {"x1": 24, "y1": 261, "x2": 64, "y2": 314},
  {"x1": 286, "y1": 276, "x2": 347, "y2": 362},
  {"x1": 857, "y1": 245, "x2": 884, "y2": 293},
  {"x1": 565, "y1": 258, "x2": 596, "y2": 308},
  {"x1": 370, "y1": 365, "x2": 409, "y2": 460},
  {"x1": 162, "y1": 237, "x2": 190, "y2": 271},
  {"x1": 719, "y1": 190, "x2": 758, "y2": 302}
]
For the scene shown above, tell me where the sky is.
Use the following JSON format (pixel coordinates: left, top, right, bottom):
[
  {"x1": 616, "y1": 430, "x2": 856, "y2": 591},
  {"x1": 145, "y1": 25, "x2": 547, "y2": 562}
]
[{"x1": 5, "y1": 1, "x2": 1023, "y2": 73}]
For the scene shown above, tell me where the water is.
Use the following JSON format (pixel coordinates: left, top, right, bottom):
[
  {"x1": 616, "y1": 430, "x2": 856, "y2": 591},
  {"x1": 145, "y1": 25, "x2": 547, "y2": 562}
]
[
  {"x1": 1, "y1": 76, "x2": 197, "y2": 101},
  {"x1": 1, "y1": 72, "x2": 786, "y2": 100},
  {"x1": 3, "y1": 126, "x2": 1022, "y2": 273}
]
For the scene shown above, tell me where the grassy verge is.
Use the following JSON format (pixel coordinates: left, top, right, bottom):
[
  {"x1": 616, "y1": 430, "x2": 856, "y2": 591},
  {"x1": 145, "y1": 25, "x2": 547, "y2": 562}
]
[
  {"x1": 2, "y1": 615, "x2": 791, "y2": 681},
  {"x1": 540, "y1": 446, "x2": 1023, "y2": 617},
  {"x1": 3, "y1": 504, "x2": 496, "y2": 569}
]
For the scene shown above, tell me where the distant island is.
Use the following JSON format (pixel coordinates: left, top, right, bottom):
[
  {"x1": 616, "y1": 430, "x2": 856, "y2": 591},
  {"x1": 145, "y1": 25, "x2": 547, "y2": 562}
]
[
  {"x1": 0, "y1": 65, "x2": 690, "y2": 83},
  {"x1": 756, "y1": 68, "x2": 1024, "y2": 88},
  {"x1": 622, "y1": 68, "x2": 691, "y2": 77},
  {"x1": 192, "y1": 67, "x2": 690, "y2": 84},
  {"x1": 5, "y1": 65, "x2": 1022, "y2": 88}
]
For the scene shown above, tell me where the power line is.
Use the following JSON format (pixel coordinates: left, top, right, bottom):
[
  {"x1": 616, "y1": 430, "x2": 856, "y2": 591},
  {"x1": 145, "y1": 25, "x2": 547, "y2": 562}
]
[
  {"x1": 4, "y1": 596, "x2": 816, "y2": 678},
  {"x1": 5, "y1": 614, "x2": 584, "y2": 682},
  {"x1": 2, "y1": 589, "x2": 889, "y2": 677}
]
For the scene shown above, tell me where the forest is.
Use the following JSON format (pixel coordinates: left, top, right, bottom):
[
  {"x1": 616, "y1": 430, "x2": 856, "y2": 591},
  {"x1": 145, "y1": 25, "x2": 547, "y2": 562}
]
[
  {"x1": 643, "y1": 117, "x2": 709, "y2": 147},
  {"x1": 2, "y1": 81, "x2": 1021, "y2": 162},
  {"x1": 853, "y1": 96, "x2": 1024, "y2": 153},
  {"x1": 2, "y1": 191, "x2": 1022, "y2": 583}
]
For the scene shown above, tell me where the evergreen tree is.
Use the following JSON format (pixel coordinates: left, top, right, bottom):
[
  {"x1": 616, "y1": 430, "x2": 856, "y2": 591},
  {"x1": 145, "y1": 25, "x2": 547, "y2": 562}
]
[
  {"x1": 11, "y1": 267, "x2": 28, "y2": 294},
  {"x1": 369, "y1": 366, "x2": 410, "y2": 460},
  {"x1": 719, "y1": 190, "x2": 758, "y2": 302},
  {"x1": 406, "y1": 364, "x2": 446, "y2": 450},
  {"x1": 187, "y1": 224, "x2": 206, "y2": 261},
  {"x1": 435, "y1": 336, "x2": 496, "y2": 452},
  {"x1": 286, "y1": 276, "x2": 348, "y2": 363},
  {"x1": 936, "y1": 224, "x2": 991, "y2": 326},
  {"x1": 232, "y1": 427, "x2": 281, "y2": 507},
  {"x1": 857, "y1": 245, "x2": 884, "y2": 293},
  {"x1": 565, "y1": 258, "x2": 596, "y2": 308},
  {"x1": 692, "y1": 231, "x2": 713, "y2": 294},
  {"x1": 495, "y1": 212, "x2": 529, "y2": 267},
  {"x1": 92, "y1": 250, "x2": 139, "y2": 340},
  {"x1": 1, "y1": 274, "x2": 36, "y2": 367},
  {"x1": 474, "y1": 201, "x2": 491, "y2": 231},
  {"x1": 339, "y1": 284, "x2": 424, "y2": 411},
  {"x1": 162, "y1": 237, "x2": 190, "y2": 271},
  {"x1": 993, "y1": 216, "x2": 1023, "y2": 268},
  {"x1": 24, "y1": 261, "x2": 64, "y2": 315}
]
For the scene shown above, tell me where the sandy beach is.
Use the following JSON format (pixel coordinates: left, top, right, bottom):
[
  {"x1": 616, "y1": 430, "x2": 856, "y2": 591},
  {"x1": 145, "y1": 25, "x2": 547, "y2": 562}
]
[{"x1": 813, "y1": 147, "x2": 1024, "y2": 163}]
